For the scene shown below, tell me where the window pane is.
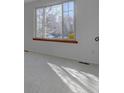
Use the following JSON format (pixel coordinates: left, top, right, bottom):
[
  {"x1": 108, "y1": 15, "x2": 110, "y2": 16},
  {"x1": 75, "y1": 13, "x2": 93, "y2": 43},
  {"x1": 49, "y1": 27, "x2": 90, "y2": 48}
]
[
  {"x1": 63, "y1": 11, "x2": 75, "y2": 39},
  {"x1": 69, "y1": 1, "x2": 74, "y2": 11},
  {"x1": 45, "y1": 5, "x2": 62, "y2": 39},
  {"x1": 63, "y1": 2, "x2": 68, "y2": 12},
  {"x1": 36, "y1": 8, "x2": 44, "y2": 38},
  {"x1": 63, "y1": 1, "x2": 74, "y2": 12}
]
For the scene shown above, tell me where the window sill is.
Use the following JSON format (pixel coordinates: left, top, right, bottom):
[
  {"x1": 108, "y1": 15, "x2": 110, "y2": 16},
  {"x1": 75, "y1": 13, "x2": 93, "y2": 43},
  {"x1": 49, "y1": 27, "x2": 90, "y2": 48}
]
[{"x1": 33, "y1": 38, "x2": 78, "y2": 44}]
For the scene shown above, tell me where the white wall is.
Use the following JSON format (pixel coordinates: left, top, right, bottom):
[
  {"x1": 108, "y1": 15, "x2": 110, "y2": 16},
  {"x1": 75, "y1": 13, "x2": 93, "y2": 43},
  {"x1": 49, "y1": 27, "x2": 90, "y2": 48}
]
[{"x1": 24, "y1": 0, "x2": 99, "y2": 64}]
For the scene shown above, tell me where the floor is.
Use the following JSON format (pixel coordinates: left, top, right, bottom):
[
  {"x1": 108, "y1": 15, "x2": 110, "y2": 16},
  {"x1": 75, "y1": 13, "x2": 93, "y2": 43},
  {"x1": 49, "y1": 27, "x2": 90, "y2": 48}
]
[{"x1": 25, "y1": 52, "x2": 99, "y2": 93}]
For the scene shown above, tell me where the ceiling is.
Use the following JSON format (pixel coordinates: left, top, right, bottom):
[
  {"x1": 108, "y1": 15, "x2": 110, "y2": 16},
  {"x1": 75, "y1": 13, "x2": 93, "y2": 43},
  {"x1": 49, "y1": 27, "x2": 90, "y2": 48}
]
[{"x1": 24, "y1": 0, "x2": 39, "y2": 3}]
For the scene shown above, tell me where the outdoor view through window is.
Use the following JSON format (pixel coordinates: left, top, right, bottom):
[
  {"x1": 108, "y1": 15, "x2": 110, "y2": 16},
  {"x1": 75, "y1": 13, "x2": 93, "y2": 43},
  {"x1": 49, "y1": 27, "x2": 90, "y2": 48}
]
[{"x1": 35, "y1": 1, "x2": 75, "y2": 41}]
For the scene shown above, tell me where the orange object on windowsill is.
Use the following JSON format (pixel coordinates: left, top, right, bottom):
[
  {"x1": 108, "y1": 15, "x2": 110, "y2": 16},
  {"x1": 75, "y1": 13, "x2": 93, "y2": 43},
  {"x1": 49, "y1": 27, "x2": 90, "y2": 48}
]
[{"x1": 68, "y1": 33, "x2": 76, "y2": 40}]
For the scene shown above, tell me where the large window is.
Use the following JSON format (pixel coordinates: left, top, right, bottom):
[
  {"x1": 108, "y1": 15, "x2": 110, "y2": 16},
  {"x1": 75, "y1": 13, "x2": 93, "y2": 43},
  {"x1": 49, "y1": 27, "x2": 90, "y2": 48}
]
[{"x1": 34, "y1": 1, "x2": 77, "y2": 43}]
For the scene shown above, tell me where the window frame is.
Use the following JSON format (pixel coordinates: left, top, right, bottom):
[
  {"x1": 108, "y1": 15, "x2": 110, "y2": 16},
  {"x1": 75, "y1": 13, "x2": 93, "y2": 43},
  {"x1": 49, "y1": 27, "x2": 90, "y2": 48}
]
[{"x1": 33, "y1": 0, "x2": 78, "y2": 44}]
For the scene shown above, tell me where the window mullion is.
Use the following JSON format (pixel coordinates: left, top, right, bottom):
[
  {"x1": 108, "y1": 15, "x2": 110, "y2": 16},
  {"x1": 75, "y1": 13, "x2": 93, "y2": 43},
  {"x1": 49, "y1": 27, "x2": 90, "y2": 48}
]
[
  {"x1": 42, "y1": 8, "x2": 45, "y2": 38},
  {"x1": 35, "y1": 9, "x2": 37, "y2": 38},
  {"x1": 62, "y1": 4, "x2": 64, "y2": 39}
]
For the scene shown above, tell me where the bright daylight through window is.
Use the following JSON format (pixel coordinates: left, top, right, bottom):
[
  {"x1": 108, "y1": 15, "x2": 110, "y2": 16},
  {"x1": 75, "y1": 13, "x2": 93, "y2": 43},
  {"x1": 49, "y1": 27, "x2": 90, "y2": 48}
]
[{"x1": 34, "y1": 1, "x2": 76, "y2": 42}]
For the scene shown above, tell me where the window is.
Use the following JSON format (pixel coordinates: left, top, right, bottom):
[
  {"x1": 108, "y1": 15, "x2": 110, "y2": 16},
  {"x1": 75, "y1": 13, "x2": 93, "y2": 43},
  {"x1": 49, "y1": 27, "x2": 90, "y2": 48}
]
[{"x1": 34, "y1": 1, "x2": 77, "y2": 43}]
